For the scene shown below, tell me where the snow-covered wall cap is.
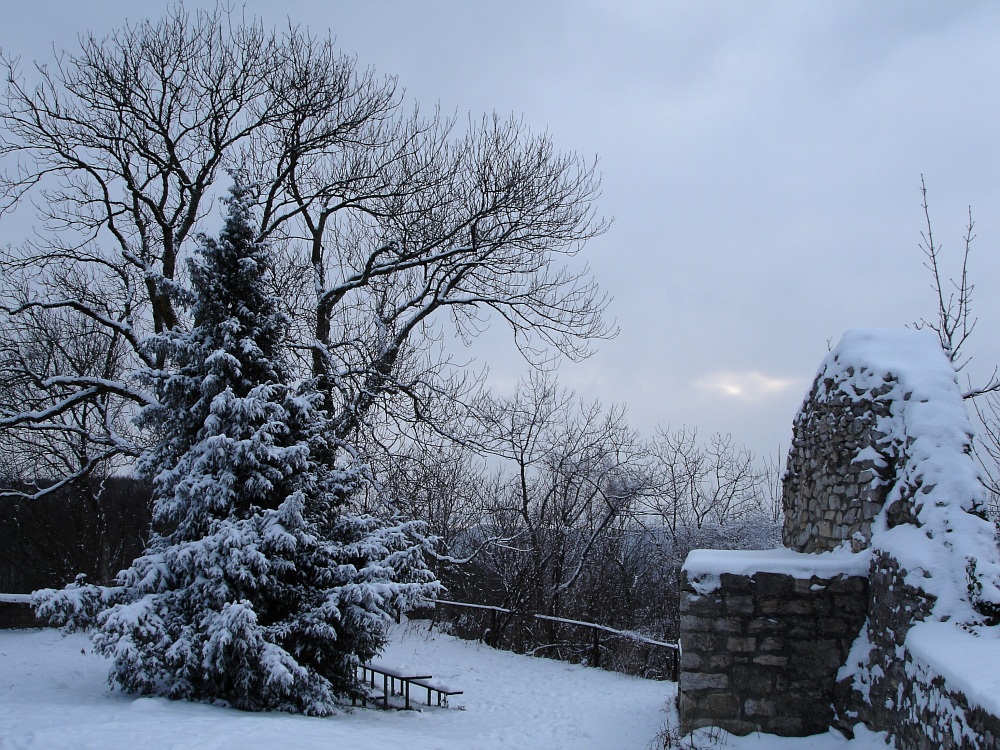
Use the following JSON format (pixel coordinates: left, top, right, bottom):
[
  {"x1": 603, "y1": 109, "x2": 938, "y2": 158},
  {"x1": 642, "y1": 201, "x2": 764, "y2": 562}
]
[
  {"x1": 906, "y1": 622, "x2": 1000, "y2": 718},
  {"x1": 818, "y1": 328, "x2": 973, "y2": 415},
  {"x1": 0, "y1": 593, "x2": 32, "y2": 604},
  {"x1": 683, "y1": 547, "x2": 871, "y2": 595},
  {"x1": 823, "y1": 329, "x2": 1000, "y2": 623}
]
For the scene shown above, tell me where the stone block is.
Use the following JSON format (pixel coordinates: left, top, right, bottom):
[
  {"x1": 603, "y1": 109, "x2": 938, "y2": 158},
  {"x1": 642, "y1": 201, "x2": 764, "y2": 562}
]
[
  {"x1": 681, "y1": 593, "x2": 720, "y2": 617},
  {"x1": 833, "y1": 597, "x2": 868, "y2": 619},
  {"x1": 758, "y1": 598, "x2": 781, "y2": 615},
  {"x1": 775, "y1": 673, "x2": 821, "y2": 693},
  {"x1": 780, "y1": 599, "x2": 815, "y2": 615},
  {"x1": 829, "y1": 576, "x2": 868, "y2": 594},
  {"x1": 765, "y1": 715, "x2": 806, "y2": 736},
  {"x1": 793, "y1": 577, "x2": 817, "y2": 594},
  {"x1": 747, "y1": 617, "x2": 781, "y2": 635},
  {"x1": 683, "y1": 672, "x2": 728, "y2": 691},
  {"x1": 708, "y1": 654, "x2": 731, "y2": 670},
  {"x1": 754, "y1": 573, "x2": 793, "y2": 598},
  {"x1": 743, "y1": 698, "x2": 777, "y2": 717},
  {"x1": 752, "y1": 654, "x2": 788, "y2": 667},
  {"x1": 680, "y1": 651, "x2": 702, "y2": 671},
  {"x1": 726, "y1": 636, "x2": 756, "y2": 653},
  {"x1": 681, "y1": 632, "x2": 723, "y2": 652},
  {"x1": 731, "y1": 664, "x2": 773, "y2": 691},
  {"x1": 679, "y1": 615, "x2": 712, "y2": 632},
  {"x1": 759, "y1": 636, "x2": 784, "y2": 652},
  {"x1": 810, "y1": 596, "x2": 833, "y2": 617},
  {"x1": 680, "y1": 713, "x2": 717, "y2": 734},
  {"x1": 725, "y1": 595, "x2": 754, "y2": 615},
  {"x1": 691, "y1": 691, "x2": 739, "y2": 717},
  {"x1": 712, "y1": 719, "x2": 759, "y2": 737},
  {"x1": 711, "y1": 618, "x2": 742, "y2": 634},
  {"x1": 719, "y1": 573, "x2": 752, "y2": 593},
  {"x1": 787, "y1": 623, "x2": 818, "y2": 640}
]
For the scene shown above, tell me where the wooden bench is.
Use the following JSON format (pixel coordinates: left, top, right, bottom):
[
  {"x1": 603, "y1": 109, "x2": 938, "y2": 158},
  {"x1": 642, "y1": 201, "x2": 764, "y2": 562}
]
[
  {"x1": 410, "y1": 677, "x2": 464, "y2": 707},
  {"x1": 351, "y1": 683, "x2": 385, "y2": 709}
]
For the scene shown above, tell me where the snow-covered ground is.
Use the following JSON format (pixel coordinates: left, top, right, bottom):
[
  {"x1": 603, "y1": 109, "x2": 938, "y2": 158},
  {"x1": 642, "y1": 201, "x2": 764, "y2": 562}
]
[{"x1": 0, "y1": 622, "x2": 893, "y2": 749}]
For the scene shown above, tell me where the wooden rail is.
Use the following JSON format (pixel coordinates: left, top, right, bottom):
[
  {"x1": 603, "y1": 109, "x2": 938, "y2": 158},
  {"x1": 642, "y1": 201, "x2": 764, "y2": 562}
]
[
  {"x1": 426, "y1": 598, "x2": 678, "y2": 679},
  {"x1": 431, "y1": 598, "x2": 678, "y2": 650}
]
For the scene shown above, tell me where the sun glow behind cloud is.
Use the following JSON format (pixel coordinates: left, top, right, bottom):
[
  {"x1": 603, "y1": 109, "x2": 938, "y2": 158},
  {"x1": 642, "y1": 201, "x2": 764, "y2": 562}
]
[{"x1": 696, "y1": 371, "x2": 802, "y2": 403}]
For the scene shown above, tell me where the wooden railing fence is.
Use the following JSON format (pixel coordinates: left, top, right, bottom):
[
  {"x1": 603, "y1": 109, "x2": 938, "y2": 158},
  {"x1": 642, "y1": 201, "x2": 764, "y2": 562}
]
[{"x1": 422, "y1": 598, "x2": 678, "y2": 681}]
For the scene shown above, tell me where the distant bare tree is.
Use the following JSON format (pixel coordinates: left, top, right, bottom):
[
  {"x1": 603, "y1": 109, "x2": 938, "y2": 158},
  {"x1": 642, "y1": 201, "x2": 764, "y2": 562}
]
[
  {"x1": 459, "y1": 375, "x2": 653, "y2": 621},
  {"x1": 0, "y1": 284, "x2": 136, "y2": 492},
  {"x1": 395, "y1": 382, "x2": 779, "y2": 651},
  {"x1": 646, "y1": 426, "x2": 765, "y2": 530}
]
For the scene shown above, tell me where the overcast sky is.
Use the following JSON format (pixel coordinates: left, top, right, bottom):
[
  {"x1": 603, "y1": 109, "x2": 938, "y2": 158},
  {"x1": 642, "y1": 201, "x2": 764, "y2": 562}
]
[{"x1": 4, "y1": 1, "x2": 999, "y2": 460}]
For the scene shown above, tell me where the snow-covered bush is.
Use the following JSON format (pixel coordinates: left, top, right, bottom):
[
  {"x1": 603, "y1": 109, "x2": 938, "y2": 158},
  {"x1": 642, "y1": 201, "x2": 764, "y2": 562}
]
[{"x1": 35, "y1": 184, "x2": 438, "y2": 715}]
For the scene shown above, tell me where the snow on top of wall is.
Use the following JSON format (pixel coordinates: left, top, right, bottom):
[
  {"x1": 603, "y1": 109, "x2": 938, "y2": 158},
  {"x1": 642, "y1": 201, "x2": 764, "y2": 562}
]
[
  {"x1": 683, "y1": 547, "x2": 871, "y2": 594},
  {"x1": 906, "y1": 622, "x2": 1000, "y2": 717},
  {"x1": 0, "y1": 593, "x2": 32, "y2": 604},
  {"x1": 822, "y1": 329, "x2": 1000, "y2": 624}
]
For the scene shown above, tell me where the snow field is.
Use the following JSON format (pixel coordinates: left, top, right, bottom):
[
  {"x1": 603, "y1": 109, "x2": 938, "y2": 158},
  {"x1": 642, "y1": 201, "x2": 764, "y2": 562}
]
[
  {"x1": 0, "y1": 621, "x2": 898, "y2": 749},
  {"x1": 0, "y1": 622, "x2": 673, "y2": 750}
]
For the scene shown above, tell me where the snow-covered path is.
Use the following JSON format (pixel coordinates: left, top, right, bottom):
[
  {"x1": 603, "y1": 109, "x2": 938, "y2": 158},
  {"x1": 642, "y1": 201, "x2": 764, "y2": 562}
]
[{"x1": 0, "y1": 622, "x2": 674, "y2": 750}]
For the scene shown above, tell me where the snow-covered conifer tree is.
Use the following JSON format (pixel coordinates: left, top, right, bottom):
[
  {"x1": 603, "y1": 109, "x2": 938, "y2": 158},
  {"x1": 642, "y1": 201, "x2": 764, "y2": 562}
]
[{"x1": 36, "y1": 183, "x2": 438, "y2": 715}]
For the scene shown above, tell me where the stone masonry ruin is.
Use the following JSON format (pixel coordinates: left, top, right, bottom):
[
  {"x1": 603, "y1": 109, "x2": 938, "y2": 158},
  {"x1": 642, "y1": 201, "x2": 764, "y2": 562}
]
[
  {"x1": 679, "y1": 329, "x2": 1000, "y2": 748},
  {"x1": 781, "y1": 358, "x2": 897, "y2": 554}
]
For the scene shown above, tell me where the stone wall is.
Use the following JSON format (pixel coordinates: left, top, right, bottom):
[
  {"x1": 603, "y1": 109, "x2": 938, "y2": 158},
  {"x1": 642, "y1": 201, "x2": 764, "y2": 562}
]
[
  {"x1": 679, "y1": 549, "x2": 1000, "y2": 747},
  {"x1": 678, "y1": 330, "x2": 1000, "y2": 746},
  {"x1": 782, "y1": 368, "x2": 897, "y2": 553},
  {"x1": 836, "y1": 552, "x2": 1000, "y2": 750},
  {"x1": 892, "y1": 639, "x2": 1000, "y2": 750},
  {"x1": 679, "y1": 556, "x2": 868, "y2": 736},
  {"x1": 0, "y1": 600, "x2": 43, "y2": 629},
  {"x1": 835, "y1": 552, "x2": 935, "y2": 729}
]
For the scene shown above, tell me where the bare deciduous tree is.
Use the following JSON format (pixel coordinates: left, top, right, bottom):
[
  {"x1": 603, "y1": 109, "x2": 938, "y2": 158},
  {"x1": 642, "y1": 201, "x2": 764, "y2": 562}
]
[
  {"x1": 914, "y1": 176, "x2": 979, "y2": 376},
  {"x1": 433, "y1": 374, "x2": 656, "y2": 638},
  {"x1": 0, "y1": 6, "x2": 610, "y2": 497},
  {"x1": 909, "y1": 178, "x2": 1000, "y2": 515},
  {"x1": 646, "y1": 426, "x2": 766, "y2": 530}
]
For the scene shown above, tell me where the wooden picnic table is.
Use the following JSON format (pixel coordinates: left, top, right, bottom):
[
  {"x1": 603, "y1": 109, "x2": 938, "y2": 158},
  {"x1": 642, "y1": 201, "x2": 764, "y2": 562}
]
[
  {"x1": 355, "y1": 661, "x2": 464, "y2": 710},
  {"x1": 358, "y1": 661, "x2": 432, "y2": 710}
]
